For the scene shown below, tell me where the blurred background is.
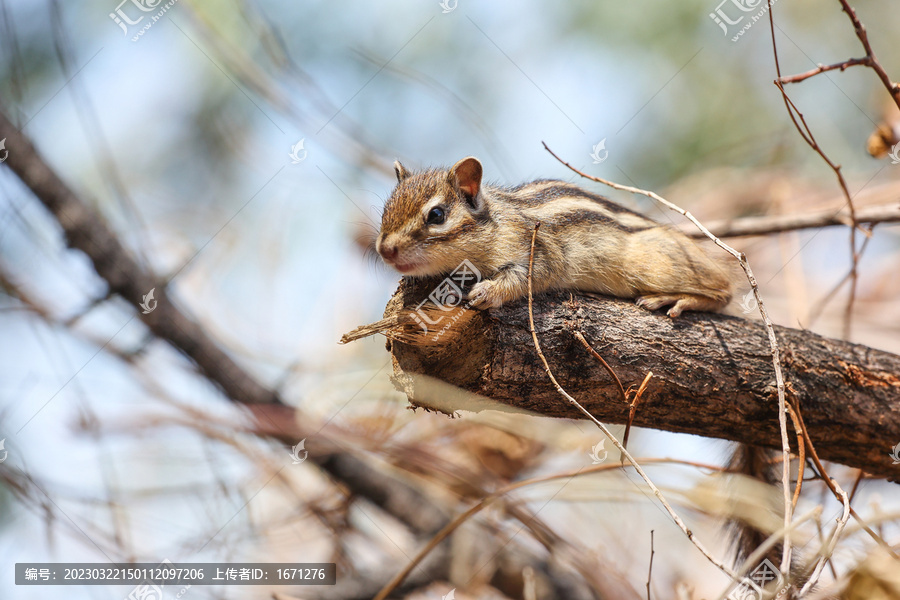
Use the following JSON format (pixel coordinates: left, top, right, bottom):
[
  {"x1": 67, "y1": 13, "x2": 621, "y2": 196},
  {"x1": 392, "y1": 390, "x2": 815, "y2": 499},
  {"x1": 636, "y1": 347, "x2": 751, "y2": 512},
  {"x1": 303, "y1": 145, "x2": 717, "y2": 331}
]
[{"x1": 0, "y1": 0, "x2": 899, "y2": 598}]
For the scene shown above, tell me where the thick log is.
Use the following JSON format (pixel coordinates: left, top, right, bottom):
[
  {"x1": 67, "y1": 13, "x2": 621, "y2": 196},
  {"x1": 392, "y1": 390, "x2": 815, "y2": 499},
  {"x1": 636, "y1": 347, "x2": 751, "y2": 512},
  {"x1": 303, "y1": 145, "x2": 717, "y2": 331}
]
[{"x1": 361, "y1": 278, "x2": 900, "y2": 479}]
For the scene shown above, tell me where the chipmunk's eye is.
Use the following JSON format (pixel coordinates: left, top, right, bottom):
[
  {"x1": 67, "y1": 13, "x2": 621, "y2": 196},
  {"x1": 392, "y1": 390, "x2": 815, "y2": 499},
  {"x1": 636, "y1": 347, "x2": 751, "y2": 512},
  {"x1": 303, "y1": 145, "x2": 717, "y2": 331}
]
[{"x1": 426, "y1": 206, "x2": 446, "y2": 225}]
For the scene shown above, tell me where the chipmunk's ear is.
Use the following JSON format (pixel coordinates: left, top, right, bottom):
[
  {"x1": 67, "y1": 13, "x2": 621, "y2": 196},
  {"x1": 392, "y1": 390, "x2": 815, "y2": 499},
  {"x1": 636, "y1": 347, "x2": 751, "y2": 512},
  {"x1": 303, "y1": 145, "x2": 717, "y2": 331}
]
[
  {"x1": 394, "y1": 160, "x2": 411, "y2": 182},
  {"x1": 449, "y1": 156, "x2": 483, "y2": 209}
]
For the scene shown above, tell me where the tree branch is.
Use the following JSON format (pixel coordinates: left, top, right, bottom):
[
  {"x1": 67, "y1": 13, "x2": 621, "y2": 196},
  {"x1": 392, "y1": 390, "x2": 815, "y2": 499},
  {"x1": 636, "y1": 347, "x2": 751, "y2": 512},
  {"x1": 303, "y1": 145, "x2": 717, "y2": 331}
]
[
  {"x1": 837, "y1": 0, "x2": 900, "y2": 111},
  {"x1": 0, "y1": 106, "x2": 470, "y2": 546},
  {"x1": 686, "y1": 202, "x2": 899, "y2": 239},
  {"x1": 0, "y1": 109, "x2": 606, "y2": 598},
  {"x1": 0, "y1": 107, "x2": 282, "y2": 407},
  {"x1": 776, "y1": 57, "x2": 871, "y2": 85},
  {"x1": 354, "y1": 278, "x2": 900, "y2": 480}
]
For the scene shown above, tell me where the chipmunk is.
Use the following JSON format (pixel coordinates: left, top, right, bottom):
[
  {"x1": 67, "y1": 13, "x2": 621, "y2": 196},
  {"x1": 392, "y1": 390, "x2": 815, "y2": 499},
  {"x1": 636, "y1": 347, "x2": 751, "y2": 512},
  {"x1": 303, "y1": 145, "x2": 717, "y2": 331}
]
[
  {"x1": 376, "y1": 157, "x2": 779, "y2": 572},
  {"x1": 376, "y1": 156, "x2": 734, "y2": 317}
]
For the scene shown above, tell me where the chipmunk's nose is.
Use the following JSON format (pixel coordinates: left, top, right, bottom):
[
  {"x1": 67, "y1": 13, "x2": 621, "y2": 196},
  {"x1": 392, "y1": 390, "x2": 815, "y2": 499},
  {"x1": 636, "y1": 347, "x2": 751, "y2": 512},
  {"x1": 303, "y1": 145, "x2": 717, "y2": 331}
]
[{"x1": 379, "y1": 243, "x2": 399, "y2": 261}]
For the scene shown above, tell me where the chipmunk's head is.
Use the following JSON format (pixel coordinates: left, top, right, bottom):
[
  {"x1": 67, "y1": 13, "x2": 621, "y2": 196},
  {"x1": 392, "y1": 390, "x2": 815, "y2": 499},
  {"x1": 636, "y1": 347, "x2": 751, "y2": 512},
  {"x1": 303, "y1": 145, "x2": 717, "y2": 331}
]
[{"x1": 376, "y1": 156, "x2": 487, "y2": 277}]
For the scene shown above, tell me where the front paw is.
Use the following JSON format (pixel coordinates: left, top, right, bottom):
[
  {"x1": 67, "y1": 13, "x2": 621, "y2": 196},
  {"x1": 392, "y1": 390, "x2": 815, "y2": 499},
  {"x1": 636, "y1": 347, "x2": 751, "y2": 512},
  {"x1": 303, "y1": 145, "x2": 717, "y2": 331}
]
[{"x1": 467, "y1": 280, "x2": 503, "y2": 308}]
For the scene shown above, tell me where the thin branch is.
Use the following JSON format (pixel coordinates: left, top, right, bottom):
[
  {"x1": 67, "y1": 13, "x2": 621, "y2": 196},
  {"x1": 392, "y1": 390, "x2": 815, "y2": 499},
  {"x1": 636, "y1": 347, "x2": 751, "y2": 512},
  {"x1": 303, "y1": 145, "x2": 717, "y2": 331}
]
[
  {"x1": 371, "y1": 495, "x2": 483, "y2": 600},
  {"x1": 837, "y1": 0, "x2": 900, "y2": 111},
  {"x1": 687, "y1": 203, "x2": 899, "y2": 239},
  {"x1": 646, "y1": 530, "x2": 655, "y2": 600},
  {"x1": 766, "y1": 2, "x2": 862, "y2": 344},
  {"x1": 0, "y1": 108, "x2": 284, "y2": 407},
  {"x1": 777, "y1": 57, "x2": 871, "y2": 85},
  {"x1": 785, "y1": 403, "x2": 806, "y2": 511},
  {"x1": 371, "y1": 458, "x2": 726, "y2": 600},
  {"x1": 790, "y1": 402, "x2": 898, "y2": 558},
  {"x1": 573, "y1": 331, "x2": 628, "y2": 405},
  {"x1": 798, "y1": 482, "x2": 850, "y2": 596},
  {"x1": 623, "y1": 371, "x2": 653, "y2": 454},
  {"x1": 768, "y1": 0, "x2": 900, "y2": 339},
  {"x1": 771, "y1": 81, "x2": 861, "y2": 341},
  {"x1": 713, "y1": 506, "x2": 824, "y2": 600},
  {"x1": 525, "y1": 223, "x2": 736, "y2": 578},
  {"x1": 543, "y1": 143, "x2": 787, "y2": 576},
  {"x1": 763, "y1": 0, "x2": 900, "y2": 559},
  {"x1": 848, "y1": 470, "x2": 865, "y2": 503},
  {"x1": 806, "y1": 230, "x2": 874, "y2": 328}
]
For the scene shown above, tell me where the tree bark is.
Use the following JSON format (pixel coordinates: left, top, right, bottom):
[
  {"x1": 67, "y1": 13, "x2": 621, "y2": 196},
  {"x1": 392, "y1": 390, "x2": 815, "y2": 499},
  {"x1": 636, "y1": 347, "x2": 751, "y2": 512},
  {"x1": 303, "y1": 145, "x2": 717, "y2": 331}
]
[{"x1": 349, "y1": 278, "x2": 900, "y2": 480}]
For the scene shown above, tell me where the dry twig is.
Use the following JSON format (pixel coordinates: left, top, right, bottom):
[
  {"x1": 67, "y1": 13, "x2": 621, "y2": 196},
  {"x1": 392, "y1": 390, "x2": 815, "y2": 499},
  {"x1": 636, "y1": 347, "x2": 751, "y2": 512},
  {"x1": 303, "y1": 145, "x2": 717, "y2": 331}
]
[
  {"x1": 688, "y1": 203, "x2": 899, "y2": 239},
  {"x1": 790, "y1": 402, "x2": 897, "y2": 558},
  {"x1": 623, "y1": 372, "x2": 654, "y2": 454},
  {"x1": 646, "y1": 530, "x2": 655, "y2": 600},
  {"x1": 371, "y1": 458, "x2": 724, "y2": 600},
  {"x1": 777, "y1": 57, "x2": 872, "y2": 84},
  {"x1": 798, "y1": 482, "x2": 851, "y2": 596},
  {"x1": 525, "y1": 223, "x2": 736, "y2": 578},
  {"x1": 767, "y1": 0, "x2": 900, "y2": 339},
  {"x1": 713, "y1": 506, "x2": 824, "y2": 600},
  {"x1": 836, "y1": 0, "x2": 900, "y2": 110},
  {"x1": 769, "y1": 78, "x2": 860, "y2": 342},
  {"x1": 542, "y1": 143, "x2": 790, "y2": 574},
  {"x1": 572, "y1": 331, "x2": 629, "y2": 405},
  {"x1": 0, "y1": 108, "x2": 284, "y2": 408},
  {"x1": 785, "y1": 404, "x2": 806, "y2": 511}
]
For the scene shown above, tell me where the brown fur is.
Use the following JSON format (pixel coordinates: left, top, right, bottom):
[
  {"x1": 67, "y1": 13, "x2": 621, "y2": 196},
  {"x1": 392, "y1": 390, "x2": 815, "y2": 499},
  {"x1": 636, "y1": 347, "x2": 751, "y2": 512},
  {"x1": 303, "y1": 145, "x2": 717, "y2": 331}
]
[{"x1": 376, "y1": 157, "x2": 735, "y2": 316}]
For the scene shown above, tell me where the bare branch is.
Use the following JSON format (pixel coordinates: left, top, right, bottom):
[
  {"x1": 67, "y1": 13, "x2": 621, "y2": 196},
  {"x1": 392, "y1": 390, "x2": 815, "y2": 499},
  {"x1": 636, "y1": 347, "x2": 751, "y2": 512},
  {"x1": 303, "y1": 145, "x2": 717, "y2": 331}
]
[
  {"x1": 798, "y1": 482, "x2": 850, "y2": 596},
  {"x1": 646, "y1": 530, "x2": 655, "y2": 600},
  {"x1": 525, "y1": 224, "x2": 735, "y2": 577},
  {"x1": 540, "y1": 141, "x2": 798, "y2": 571},
  {"x1": 0, "y1": 107, "x2": 283, "y2": 407},
  {"x1": 777, "y1": 57, "x2": 871, "y2": 85},
  {"x1": 687, "y1": 203, "x2": 900, "y2": 239},
  {"x1": 837, "y1": 0, "x2": 900, "y2": 111}
]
